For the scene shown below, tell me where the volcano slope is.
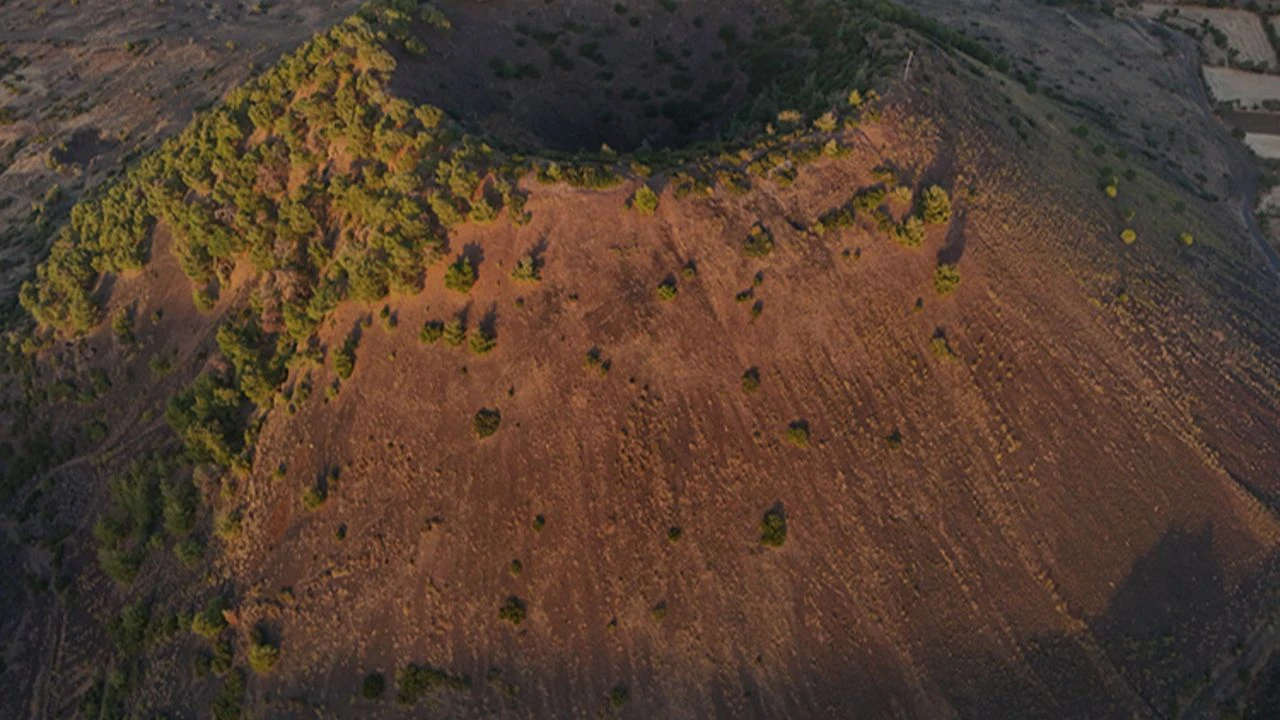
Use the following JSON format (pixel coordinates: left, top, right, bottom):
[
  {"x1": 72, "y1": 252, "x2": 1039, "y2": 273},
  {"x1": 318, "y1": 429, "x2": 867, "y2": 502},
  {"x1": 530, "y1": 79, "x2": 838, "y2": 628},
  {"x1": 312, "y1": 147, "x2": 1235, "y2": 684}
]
[{"x1": 3, "y1": 1, "x2": 1280, "y2": 719}]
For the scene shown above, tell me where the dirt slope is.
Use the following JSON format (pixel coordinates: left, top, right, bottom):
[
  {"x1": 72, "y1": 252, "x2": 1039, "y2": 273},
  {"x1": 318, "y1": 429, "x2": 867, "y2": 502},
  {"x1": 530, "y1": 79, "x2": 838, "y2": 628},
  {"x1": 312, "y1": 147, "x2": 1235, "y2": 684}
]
[{"x1": 3, "y1": 2, "x2": 1280, "y2": 720}]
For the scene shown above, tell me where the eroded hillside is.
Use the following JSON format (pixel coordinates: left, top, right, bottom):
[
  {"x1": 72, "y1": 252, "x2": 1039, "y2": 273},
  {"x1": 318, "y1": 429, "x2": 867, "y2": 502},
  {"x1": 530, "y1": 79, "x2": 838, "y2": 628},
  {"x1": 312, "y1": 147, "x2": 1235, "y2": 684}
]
[{"x1": 2, "y1": 1, "x2": 1279, "y2": 719}]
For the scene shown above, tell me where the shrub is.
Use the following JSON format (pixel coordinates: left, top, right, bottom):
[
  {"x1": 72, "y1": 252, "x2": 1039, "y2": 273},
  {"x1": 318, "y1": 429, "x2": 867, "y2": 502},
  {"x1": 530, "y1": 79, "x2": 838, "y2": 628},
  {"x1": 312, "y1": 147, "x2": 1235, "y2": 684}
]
[
  {"x1": 511, "y1": 253, "x2": 540, "y2": 282},
  {"x1": 741, "y1": 367, "x2": 760, "y2": 393},
  {"x1": 212, "y1": 670, "x2": 245, "y2": 720},
  {"x1": 509, "y1": 559, "x2": 523, "y2": 577},
  {"x1": 760, "y1": 505, "x2": 787, "y2": 547},
  {"x1": 378, "y1": 305, "x2": 397, "y2": 331},
  {"x1": 247, "y1": 628, "x2": 279, "y2": 674},
  {"x1": 333, "y1": 334, "x2": 357, "y2": 379},
  {"x1": 498, "y1": 595, "x2": 526, "y2": 625},
  {"x1": 1121, "y1": 228, "x2": 1137, "y2": 245},
  {"x1": 784, "y1": 421, "x2": 810, "y2": 448},
  {"x1": 302, "y1": 483, "x2": 327, "y2": 511},
  {"x1": 1179, "y1": 232, "x2": 1194, "y2": 246},
  {"x1": 608, "y1": 685, "x2": 630, "y2": 709},
  {"x1": 655, "y1": 277, "x2": 678, "y2": 301},
  {"x1": 396, "y1": 663, "x2": 469, "y2": 705},
  {"x1": 584, "y1": 348, "x2": 611, "y2": 376},
  {"x1": 920, "y1": 185, "x2": 952, "y2": 225},
  {"x1": 931, "y1": 335, "x2": 958, "y2": 360},
  {"x1": 532, "y1": 514, "x2": 546, "y2": 531},
  {"x1": 175, "y1": 537, "x2": 205, "y2": 567},
  {"x1": 742, "y1": 224, "x2": 774, "y2": 258},
  {"x1": 443, "y1": 318, "x2": 467, "y2": 347},
  {"x1": 1104, "y1": 183, "x2": 1118, "y2": 199},
  {"x1": 111, "y1": 309, "x2": 135, "y2": 344},
  {"x1": 469, "y1": 328, "x2": 497, "y2": 355},
  {"x1": 893, "y1": 216, "x2": 925, "y2": 248},
  {"x1": 933, "y1": 264, "x2": 961, "y2": 295},
  {"x1": 419, "y1": 320, "x2": 444, "y2": 344},
  {"x1": 192, "y1": 598, "x2": 228, "y2": 639},
  {"x1": 444, "y1": 256, "x2": 477, "y2": 293},
  {"x1": 651, "y1": 601, "x2": 668, "y2": 623},
  {"x1": 362, "y1": 672, "x2": 386, "y2": 700},
  {"x1": 631, "y1": 185, "x2": 660, "y2": 214},
  {"x1": 666, "y1": 526, "x2": 683, "y2": 543},
  {"x1": 473, "y1": 408, "x2": 502, "y2": 438}
]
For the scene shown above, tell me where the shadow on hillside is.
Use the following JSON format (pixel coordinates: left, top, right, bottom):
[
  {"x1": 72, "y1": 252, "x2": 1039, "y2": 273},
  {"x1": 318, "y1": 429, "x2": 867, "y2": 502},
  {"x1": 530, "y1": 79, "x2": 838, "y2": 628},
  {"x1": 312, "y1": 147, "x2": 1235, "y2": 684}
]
[
  {"x1": 917, "y1": 522, "x2": 1236, "y2": 720},
  {"x1": 261, "y1": 520, "x2": 1270, "y2": 719}
]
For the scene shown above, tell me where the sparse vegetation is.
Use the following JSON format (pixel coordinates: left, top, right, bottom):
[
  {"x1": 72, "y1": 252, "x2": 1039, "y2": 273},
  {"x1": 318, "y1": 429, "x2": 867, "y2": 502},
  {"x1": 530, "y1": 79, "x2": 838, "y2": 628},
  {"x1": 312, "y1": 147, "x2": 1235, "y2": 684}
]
[
  {"x1": 742, "y1": 224, "x2": 774, "y2": 258},
  {"x1": 784, "y1": 421, "x2": 810, "y2": 448},
  {"x1": 445, "y1": 256, "x2": 478, "y2": 293},
  {"x1": 631, "y1": 185, "x2": 660, "y2": 214},
  {"x1": 498, "y1": 595, "x2": 527, "y2": 625},
  {"x1": 248, "y1": 627, "x2": 280, "y2": 674},
  {"x1": 760, "y1": 504, "x2": 787, "y2": 547},
  {"x1": 656, "y1": 277, "x2": 678, "y2": 301},
  {"x1": 741, "y1": 367, "x2": 760, "y2": 393},
  {"x1": 362, "y1": 672, "x2": 387, "y2": 700},
  {"x1": 920, "y1": 185, "x2": 951, "y2": 225},
  {"x1": 473, "y1": 408, "x2": 502, "y2": 439},
  {"x1": 934, "y1": 265, "x2": 961, "y2": 295}
]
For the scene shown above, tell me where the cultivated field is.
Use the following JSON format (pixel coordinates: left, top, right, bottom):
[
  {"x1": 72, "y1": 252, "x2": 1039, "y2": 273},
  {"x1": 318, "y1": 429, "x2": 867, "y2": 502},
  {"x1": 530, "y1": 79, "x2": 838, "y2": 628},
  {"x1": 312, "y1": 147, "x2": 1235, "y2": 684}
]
[
  {"x1": 1140, "y1": 3, "x2": 1277, "y2": 69},
  {"x1": 1244, "y1": 132, "x2": 1280, "y2": 158},
  {"x1": 1203, "y1": 66, "x2": 1280, "y2": 106}
]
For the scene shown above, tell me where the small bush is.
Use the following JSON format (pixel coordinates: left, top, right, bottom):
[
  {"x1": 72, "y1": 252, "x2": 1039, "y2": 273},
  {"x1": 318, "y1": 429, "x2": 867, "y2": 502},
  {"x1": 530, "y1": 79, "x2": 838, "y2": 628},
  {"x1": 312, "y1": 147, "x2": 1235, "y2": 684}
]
[
  {"x1": 584, "y1": 348, "x2": 611, "y2": 376},
  {"x1": 608, "y1": 684, "x2": 630, "y2": 709},
  {"x1": 419, "y1": 320, "x2": 444, "y2": 344},
  {"x1": 760, "y1": 505, "x2": 787, "y2": 547},
  {"x1": 741, "y1": 367, "x2": 760, "y2": 393},
  {"x1": 175, "y1": 537, "x2": 205, "y2": 567},
  {"x1": 666, "y1": 526, "x2": 683, "y2": 543},
  {"x1": 379, "y1": 305, "x2": 397, "y2": 331},
  {"x1": 742, "y1": 224, "x2": 774, "y2": 258},
  {"x1": 784, "y1": 421, "x2": 810, "y2": 448},
  {"x1": 631, "y1": 185, "x2": 660, "y2": 214},
  {"x1": 656, "y1": 277, "x2": 678, "y2": 301},
  {"x1": 444, "y1": 256, "x2": 477, "y2": 293},
  {"x1": 651, "y1": 601, "x2": 667, "y2": 623},
  {"x1": 443, "y1": 318, "x2": 467, "y2": 347},
  {"x1": 1179, "y1": 232, "x2": 1194, "y2": 246},
  {"x1": 921, "y1": 184, "x2": 952, "y2": 221},
  {"x1": 511, "y1": 253, "x2": 541, "y2": 282},
  {"x1": 333, "y1": 335, "x2": 357, "y2": 380},
  {"x1": 396, "y1": 663, "x2": 469, "y2": 705},
  {"x1": 473, "y1": 408, "x2": 502, "y2": 439},
  {"x1": 362, "y1": 672, "x2": 386, "y2": 700},
  {"x1": 469, "y1": 328, "x2": 497, "y2": 355},
  {"x1": 509, "y1": 559, "x2": 523, "y2": 577},
  {"x1": 1121, "y1": 228, "x2": 1137, "y2": 245},
  {"x1": 933, "y1": 264, "x2": 961, "y2": 295},
  {"x1": 191, "y1": 598, "x2": 228, "y2": 639},
  {"x1": 498, "y1": 595, "x2": 527, "y2": 625},
  {"x1": 247, "y1": 628, "x2": 279, "y2": 674},
  {"x1": 893, "y1": 216, "x2": 926, "y2": 248},
  {"x1": 302, "y1": 483, "x2": 327, "y2": 511}
]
